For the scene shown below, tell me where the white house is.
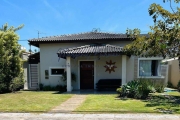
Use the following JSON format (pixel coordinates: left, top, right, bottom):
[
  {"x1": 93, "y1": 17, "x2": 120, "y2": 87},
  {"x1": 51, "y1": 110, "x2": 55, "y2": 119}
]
[{"x1": 28, "y1": 31, "x2": 165, "y2": 92}]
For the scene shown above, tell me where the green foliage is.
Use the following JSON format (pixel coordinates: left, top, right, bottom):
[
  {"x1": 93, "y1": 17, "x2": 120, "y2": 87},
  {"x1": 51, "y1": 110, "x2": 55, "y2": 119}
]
[
  {"x1": 40, "y1": 84, "x2": 66, "y2": 92},
  {"x1": 39, "y1": 83, "x2": 44, "y2": 90},
  {"x1": 0, "y1": 23, "x2": 24, "y2": 93},
  {"x1": 42, "y1": 85, "x2": 54, "y2": 91},
  {"x1": 0, "y1": 23, "x2": 24, "y2": 32},
  {"x1": 124, "y1": 0, "x2": 180, "y2": 60},
  {"x1": 61, "y1": 71, "x2": 76, "y2": 82},
  {"x1": 117, "y1": 78, "x2": 164, "y2": 99},
  {"x1": 153, "y1": 83, "x2": 165, "y2": 93},
  {"x1": 116, "y1": 87, "x2": 122, "y2": 94},
  {"x1": 177, "y1": 80, "x2": 180, "y2": 92},
  {"x1": 177, "y1": 80, "x2": 180, "y2": 88},
  {"x1": 55, "y1": 85, "x2": 66, "y2": 92},
  {"x1": 0, "y1": 83, "x2": 7, "y2": 93},
  {"x1": 9, "y1": 73, "x2": 24, "y2": 92},
  {"x1": 167, "y1": 81, "x2": 174, "y2": 88}
]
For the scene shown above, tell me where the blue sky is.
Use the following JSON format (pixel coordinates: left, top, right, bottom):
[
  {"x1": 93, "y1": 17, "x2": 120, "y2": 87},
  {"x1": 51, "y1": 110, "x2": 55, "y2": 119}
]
[{"x1": 0, "y1": 0, "x2": 175, "y2": 51}]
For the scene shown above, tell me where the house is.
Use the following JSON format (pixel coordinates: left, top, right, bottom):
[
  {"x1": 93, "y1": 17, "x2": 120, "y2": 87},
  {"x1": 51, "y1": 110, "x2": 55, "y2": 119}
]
[
  {"x1": 28, "y1": 31, "x2": 166, "y2": 92},
  {"x1": 162, "y1": 57, "x2": 180, "y2": 87}
]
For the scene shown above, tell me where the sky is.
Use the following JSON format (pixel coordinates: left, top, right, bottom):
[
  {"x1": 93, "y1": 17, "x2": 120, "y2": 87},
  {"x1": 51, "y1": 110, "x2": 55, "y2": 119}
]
[{"x1": 0, "y1": 0, "x2": 176, "y2": 51}]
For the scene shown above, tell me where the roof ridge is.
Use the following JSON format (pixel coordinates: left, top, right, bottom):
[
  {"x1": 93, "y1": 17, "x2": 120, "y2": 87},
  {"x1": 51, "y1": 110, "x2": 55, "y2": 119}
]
[{"x1": 33, "y1": 31, "x2": 125, "y2": 39}]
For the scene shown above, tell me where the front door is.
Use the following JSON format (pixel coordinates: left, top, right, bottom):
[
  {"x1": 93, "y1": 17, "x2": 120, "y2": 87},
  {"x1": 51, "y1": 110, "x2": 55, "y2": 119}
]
[{"x1": 80, "y1": 61, "x2": 94, "y2": 89}]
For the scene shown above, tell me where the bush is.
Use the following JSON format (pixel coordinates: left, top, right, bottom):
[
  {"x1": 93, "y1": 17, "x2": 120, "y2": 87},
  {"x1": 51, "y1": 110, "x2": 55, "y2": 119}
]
[
  {"x1": 117, "y1": 78, "x2": 156, "y2": 99},
  {"x1": 0, "y1": 83, "x2": 7, "y2": 93},
  {"x1": 177, "y1": 80, "x2": 180, "y2": 92},
  {"x1": 61, "y1": 72, "x2": 76, "y2": 82},
  {"x1": 41, "y1": 85, "x2": 66, "y2": 92},
  {"x1": 9, "y1": 73, "x2": 24, "y2": 92},
  {"x1": 154, "y1": 84, "x2": 165, "y2": 93},
  {"x1": 116, "y1": 87, "x2": 122, "y2": 94},
  {"x1": 167, "y1": 81, "x2": 173, "y2": 88},
  {"x1": 39, "y1": 83, "x2": 44, "y2": 90},
  {"x1": 55, "y1": 85, "x2": 66, "y2": 92},
  {"x1": 42, "y1": 85, "x2": 55, "y2": 91},
  {"x1": 137, "y1": 78, "x2": 155, "y2": 99}
]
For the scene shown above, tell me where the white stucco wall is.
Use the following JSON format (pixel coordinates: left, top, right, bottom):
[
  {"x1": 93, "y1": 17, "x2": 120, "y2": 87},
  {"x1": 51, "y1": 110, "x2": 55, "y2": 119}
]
[
  {"x1": 39, "y1": 41, "x2": 132, "y2": 89},
  {"x1": 126, "y1": 56, "x2": 135, "y2": 83},
  {"x1": 70, "y1": 56, "x2": 123, "y2": 90}
]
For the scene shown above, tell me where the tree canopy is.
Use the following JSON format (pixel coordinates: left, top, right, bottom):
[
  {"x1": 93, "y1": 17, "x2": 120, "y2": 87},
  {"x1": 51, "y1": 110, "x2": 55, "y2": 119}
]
[
  {"x1": 0, "y1": 23, "x2": 24, "y2": 93},
  {"x1": 124, "y1": 0, "x2": 180, "y2": 60}
]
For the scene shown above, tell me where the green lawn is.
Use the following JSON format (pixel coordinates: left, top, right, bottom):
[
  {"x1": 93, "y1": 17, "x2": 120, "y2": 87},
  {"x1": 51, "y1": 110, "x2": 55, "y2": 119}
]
[
  {"x1": 75, "y1": 92, "x2": 180, "y2": 114},
  {"x1": 0, "y1": 91, "x2": 72, "y2": 112}
]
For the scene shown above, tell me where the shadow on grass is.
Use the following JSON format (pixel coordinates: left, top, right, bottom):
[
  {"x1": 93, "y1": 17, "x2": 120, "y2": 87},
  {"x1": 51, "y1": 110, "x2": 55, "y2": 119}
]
[
  {"x1": 144, "y1": 94, "x2": 180, "y2": 114},
  {"x1": 0, "y1": 91, "x2": 23, "y2": 94}
]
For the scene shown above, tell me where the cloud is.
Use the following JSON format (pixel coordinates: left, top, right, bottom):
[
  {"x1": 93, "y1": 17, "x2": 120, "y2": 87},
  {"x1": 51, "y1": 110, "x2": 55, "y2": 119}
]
[{"x1": 43, "y1": 0, "x2": 63, "y2": 19}]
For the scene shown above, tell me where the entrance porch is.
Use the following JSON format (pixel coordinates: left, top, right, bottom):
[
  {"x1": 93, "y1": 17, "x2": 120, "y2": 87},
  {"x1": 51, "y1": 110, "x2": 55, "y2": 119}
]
[{"x1": 57, "y1": 44, "x2": 130, "y2": 92}]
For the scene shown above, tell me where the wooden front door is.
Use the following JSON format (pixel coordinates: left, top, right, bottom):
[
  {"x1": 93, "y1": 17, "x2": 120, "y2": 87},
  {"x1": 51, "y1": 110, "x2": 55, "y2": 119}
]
[{"x1": 80, "y1": 61, "x2": 94, "y2": 89}]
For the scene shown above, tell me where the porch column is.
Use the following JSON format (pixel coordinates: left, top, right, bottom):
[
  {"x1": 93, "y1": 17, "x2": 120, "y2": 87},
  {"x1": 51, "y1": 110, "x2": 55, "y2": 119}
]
[
  {"x1": 122, "y1": 55, "x2": 127, "y2": 85},
  {"x1": 66, "y1": 56, "x2": 72, "y2": 92}
]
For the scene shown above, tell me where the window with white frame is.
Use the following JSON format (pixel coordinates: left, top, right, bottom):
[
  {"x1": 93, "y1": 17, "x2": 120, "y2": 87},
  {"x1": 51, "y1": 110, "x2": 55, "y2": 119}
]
[
  {"x1": 49, "y1": 67, "x2": 65, "y2": 76},
  {"x1": 138, "y1": 58, "x2": 162, "y2": 77}
]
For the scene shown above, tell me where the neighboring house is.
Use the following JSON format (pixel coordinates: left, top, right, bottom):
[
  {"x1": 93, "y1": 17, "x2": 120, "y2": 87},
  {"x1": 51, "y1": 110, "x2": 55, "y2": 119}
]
[
  {"x1": 28, "y1": 31, "x2": 166, "y2": 92},
  {"x1": 162, "y1": 58, "x2": 180, "y2": 87},
  {"x1": 21, "y1": 51, "x2": 38, "y2": 90},
  {"x1": 22, "y1": 51, "x2": 31, "y2": 60},
  {"x1": 21, "y1": 51, "x2": 31, "y2": 90}
]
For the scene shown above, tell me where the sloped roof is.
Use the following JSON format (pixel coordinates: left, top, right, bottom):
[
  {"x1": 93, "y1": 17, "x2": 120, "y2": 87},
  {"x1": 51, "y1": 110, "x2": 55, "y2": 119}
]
[
  {"x1": 29, "y1": 32, "x2": 129, "y2": 42},
  {"x1": 29, "y1": 32, "x2": 134, "y2": 47},
  {"x1": 57, "y1": 44, "x2": 124, "y2": 58}
]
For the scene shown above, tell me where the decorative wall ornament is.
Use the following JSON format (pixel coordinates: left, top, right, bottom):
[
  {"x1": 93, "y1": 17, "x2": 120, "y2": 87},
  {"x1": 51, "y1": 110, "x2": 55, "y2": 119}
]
[{"x1": 104, "y1": 60, "x2": 117, "y2": 73}]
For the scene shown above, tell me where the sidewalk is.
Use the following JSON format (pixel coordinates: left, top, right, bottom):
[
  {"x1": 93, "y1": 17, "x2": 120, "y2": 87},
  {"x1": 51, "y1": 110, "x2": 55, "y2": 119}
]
[
  {"x1": 49, "y1": 94, "x2": 87, "y2": 113},
  {"x1": 0, "y1": 113, "x2": 180, "y2": 120}
]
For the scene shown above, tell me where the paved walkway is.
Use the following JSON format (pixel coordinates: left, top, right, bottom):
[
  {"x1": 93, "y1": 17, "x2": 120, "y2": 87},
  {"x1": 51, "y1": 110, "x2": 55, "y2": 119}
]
[
  {"x1": 0, "y1": 113, "x2": 180, "y2": 120},
  {"x1": 49, "y1": 95, "x2": 87, "y2": 113}
]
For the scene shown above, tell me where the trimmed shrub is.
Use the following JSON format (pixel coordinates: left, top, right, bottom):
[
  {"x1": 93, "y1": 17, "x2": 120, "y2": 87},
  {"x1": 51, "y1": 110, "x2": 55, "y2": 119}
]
[{"x1": 41, "y1": 85, "x2": 66, "y2": 92}]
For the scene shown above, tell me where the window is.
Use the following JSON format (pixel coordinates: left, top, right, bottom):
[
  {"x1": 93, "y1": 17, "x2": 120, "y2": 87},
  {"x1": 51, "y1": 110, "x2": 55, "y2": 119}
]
[
  {"x1": 138, "y1": 58, "x2": 162, "y2": 77},
  {"x1": 49, "y1": 67, "x2": 65, "y2": 76}
]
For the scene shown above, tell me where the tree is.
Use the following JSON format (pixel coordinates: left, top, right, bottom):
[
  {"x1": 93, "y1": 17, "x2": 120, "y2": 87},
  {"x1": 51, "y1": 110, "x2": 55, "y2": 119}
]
[
  {"x1": 0, "y1": 23, "x2": 24, "y2": 32},
  {"x1": 0, "y1": 23, "x2": 24, "y2": 93},
  {"x1": 124, "y1": 0, "x2": 180, "y2": 60}
]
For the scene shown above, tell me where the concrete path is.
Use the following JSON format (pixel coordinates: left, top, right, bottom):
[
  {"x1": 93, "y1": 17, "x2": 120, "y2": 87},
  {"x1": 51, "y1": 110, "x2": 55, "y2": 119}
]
[
  {"x1": 49, "y1": 95, "x2": 87, "y2": 113},
  {"x1": 0, "y1": 113, "x2": 180, "y2": 120}
]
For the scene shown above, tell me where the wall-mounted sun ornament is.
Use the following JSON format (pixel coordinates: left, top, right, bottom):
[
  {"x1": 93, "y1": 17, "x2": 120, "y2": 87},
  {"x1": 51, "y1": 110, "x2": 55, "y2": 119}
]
[{"x1": 104, "y1": 60, "x2": 117, "y2": 74}]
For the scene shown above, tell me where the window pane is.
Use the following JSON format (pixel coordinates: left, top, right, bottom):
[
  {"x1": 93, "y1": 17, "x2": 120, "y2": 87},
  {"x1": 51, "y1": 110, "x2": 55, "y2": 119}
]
[
  {"x1": 51, "y1": 69, "x2": 64, "y2": 75},
  {"x1": 139, "y1": 60, "x2": 161, "y2": 77},
  {"x1": 152, "y1": 60, "x2": 158, "y2": 76},
  {"x1": 139, "y1": 60, "x2": 152, "y2": 76}
]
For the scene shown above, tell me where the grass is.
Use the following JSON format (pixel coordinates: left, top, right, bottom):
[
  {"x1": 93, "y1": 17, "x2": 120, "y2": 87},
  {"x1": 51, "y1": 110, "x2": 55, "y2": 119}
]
[
  {"x1": 0, "y1": 91, "x2": 179, "y2": 114},
  {"x1": 75, "y1": 92, "x2": 180, "y2": 114},
  {"x1": 0, "y1": 91, "x2": 72, "y2": 112}
]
